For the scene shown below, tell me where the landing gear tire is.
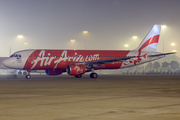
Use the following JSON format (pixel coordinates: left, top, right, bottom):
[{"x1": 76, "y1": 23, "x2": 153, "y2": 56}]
[
  {"x1": 75, "y1": 75, "x2": 82, "y2": 78},
  {"x1": 26, "y1": 75, "x2": 31, "y2": 79},
  {"x1": 90, "y1": 73, "x2": 98, "y2": 78}
]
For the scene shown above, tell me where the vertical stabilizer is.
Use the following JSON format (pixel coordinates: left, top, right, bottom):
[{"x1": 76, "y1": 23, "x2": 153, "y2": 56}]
[{"x1": 135, "y1": 25, "x2": 161, "y2": 52}]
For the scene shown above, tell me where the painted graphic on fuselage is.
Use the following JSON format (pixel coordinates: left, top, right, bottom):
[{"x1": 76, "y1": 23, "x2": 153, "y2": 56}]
[{"x1": 29, "y1": 50, "x2": 100, "y2": 69}]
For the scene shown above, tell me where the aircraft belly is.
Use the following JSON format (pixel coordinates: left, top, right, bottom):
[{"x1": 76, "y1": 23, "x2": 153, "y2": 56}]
[{"x1": 95, "y1": 61, "x2": 122, "y2": 70}]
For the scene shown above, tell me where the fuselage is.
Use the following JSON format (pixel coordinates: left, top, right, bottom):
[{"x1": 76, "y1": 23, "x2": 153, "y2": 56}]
[{"x1": 2, "y1": 49, "x2": 162, "y2": 71}]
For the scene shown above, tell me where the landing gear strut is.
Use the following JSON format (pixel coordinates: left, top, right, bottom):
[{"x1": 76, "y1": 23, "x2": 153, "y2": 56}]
[{"x1": 90, "y1": 73, "x2": 98, "y2": 78}]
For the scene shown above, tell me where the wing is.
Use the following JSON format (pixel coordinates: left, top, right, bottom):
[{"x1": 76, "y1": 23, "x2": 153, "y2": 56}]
[
  {"x1": 70, "y1": 55, "x2": 141, "y2": 68},
  {"x1": 85, "y1": 55, "x2": 140, "y2": 64}
]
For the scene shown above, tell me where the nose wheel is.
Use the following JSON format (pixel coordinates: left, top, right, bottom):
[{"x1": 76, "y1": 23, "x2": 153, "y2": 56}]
[
  {"x1": 26, "y1": 75, "x2": 31, "y2": 79},
  {"x1": 90, "y1": 73, "x2": 98, "y2": 78},
  {"x1": 26, "y1": 70, "x2": 31, "y2": 79}
]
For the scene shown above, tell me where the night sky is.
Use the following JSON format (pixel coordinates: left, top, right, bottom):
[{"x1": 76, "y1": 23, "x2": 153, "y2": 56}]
[{"x1": 0, "y1": 0, "x2": 180, "y2": 56}]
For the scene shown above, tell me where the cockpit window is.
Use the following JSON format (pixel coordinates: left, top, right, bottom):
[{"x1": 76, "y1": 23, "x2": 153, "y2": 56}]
[
  {"x1": 10, "y1": 54, "x2": 22, "y2": 58},
  {"x1": 10, "y1": 54, "x2": 16, "y2": 57}
]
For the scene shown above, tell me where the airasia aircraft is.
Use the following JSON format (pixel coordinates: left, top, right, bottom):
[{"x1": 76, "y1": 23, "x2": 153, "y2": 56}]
[{"x1": 2, "y1": 25, "x2": 174, "y2": 79}]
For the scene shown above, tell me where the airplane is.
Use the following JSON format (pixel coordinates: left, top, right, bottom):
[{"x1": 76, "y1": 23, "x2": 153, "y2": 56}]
[{"x1": 1, "y1": 25, "x2": 175, "y2": 79}]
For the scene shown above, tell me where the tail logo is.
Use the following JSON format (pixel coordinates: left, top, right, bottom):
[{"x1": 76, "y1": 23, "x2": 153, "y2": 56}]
[{"x1": 138, "y1": 35, "x2": 160, "y2": 56}]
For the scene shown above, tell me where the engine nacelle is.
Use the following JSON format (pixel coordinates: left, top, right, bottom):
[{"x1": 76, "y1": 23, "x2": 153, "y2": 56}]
[
  {"x1": 45, "y1": 70, "x2": 63, "y2": 76},
  {"x1": 66, "y1": 64, "x2": 86, "y2": 75}
]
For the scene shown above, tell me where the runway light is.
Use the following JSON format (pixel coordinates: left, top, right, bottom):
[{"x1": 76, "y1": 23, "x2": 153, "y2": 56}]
[
  {"x1": 24, "y1": 43, "x2": 28, "y2": 45},
  {"x1": 172, "y1": 50, "x2": 176, "y2": 52},
  {"x1": 74, "y1": 49, "x2": 76, "y2": 51},
  {"x1": 17, "y1": 35, "x2": 23, "y2": 38}
]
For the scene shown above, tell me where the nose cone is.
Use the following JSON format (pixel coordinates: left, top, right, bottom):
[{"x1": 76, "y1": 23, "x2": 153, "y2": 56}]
[
  {"x1": 2, "y1": 58, "x2": 14, "y2": 68},
  {"x1": 2, "y1": 58, "x2": 17, "y2": 69}
]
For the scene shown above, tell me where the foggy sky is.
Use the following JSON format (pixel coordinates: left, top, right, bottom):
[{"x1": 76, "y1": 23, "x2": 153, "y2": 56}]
[{"x1": 0, "y1": 0, "x2": 180, "y2": 57}]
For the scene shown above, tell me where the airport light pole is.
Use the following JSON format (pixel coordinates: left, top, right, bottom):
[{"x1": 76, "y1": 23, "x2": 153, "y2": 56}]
[
  {"x1": 124, "y1": 44, "x2": 129, "y2": 50},
  {"x1": 83, "y1": 31, "x2": 88, "y2": 50},
  {"x1": 132, "y1": 36, "x2": 137, "y2": 72},
  {"x1": 132, "y1": 36, "x2": 137, "y2": 39},
  {"x1": 161, "y1": 25, "x2": 166, "y2": 53},
  {"x1": 171, "y1": 43, "x2": 176, "y2": 52},
  {"x1": 171, "y1": 43, "x2": 175, "y2": 46},
  {"x1": 71, "y1": 39, "x2": 75, "y2": 42},
  {"x1": 17, "y1": 35, "x2": 28, "y2": 49},
  {"x1": 17, "y1": 35, "x2": 23, "y2": 38},
  {"x1": 70, "y1": 39, "x2": 75, "y2": 49}
]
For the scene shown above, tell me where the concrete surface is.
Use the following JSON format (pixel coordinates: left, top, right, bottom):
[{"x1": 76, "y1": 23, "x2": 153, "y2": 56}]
[{"x1": 0, "y1": 75, "x2": 180, "y2": 120}]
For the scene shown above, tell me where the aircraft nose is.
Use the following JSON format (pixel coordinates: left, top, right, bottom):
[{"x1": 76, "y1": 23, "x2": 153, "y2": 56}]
[{"x1": 2, "y1": 58, "x2": 14, "y2": 68}]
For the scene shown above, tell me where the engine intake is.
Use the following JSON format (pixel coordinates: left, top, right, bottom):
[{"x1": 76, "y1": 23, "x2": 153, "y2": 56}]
[{"x1": 66, "y1": 64, "x2": 86, "y2": 75}]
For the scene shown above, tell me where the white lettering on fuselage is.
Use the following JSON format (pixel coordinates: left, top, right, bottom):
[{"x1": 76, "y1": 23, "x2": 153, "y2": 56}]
[{"x1": 30, "y1": 50, "x2": 99, "y2": 69}]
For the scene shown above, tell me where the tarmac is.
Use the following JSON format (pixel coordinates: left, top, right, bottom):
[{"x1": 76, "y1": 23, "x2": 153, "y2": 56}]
[{"x1": 0, "y1": 75, "x2": 180, "y2": 120}]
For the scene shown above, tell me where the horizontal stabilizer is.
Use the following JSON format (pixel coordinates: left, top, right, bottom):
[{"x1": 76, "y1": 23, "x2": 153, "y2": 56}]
[{"x1": 147, "y1": 52, "x2": 175, "y2": 57}]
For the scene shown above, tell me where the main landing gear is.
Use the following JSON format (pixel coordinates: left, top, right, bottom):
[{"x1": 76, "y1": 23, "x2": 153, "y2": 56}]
[
  {"x1": 75, "y1": 75, "x2": 82, "y2": 78},
  {"x1": 74, "y1": 73, "x2": 98, "y2": 78},
  {"x1": 89, "y1": 68, "x2": 98, "y2": 78},
  {"x1": 90, "y1": 73, "x2": 98, "y2": 78}
]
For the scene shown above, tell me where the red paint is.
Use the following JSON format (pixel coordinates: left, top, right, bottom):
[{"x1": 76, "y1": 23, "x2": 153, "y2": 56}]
[
  {"x1": 24, "y1": 50, "x2": 130, "y2": 70},
  {"x1": 142, "y1": 53, "x2": 147, "y2": 59},
  {"x1": 138, "y1": 35, "x2": 159, "y2": 52},
  {"x1": 67, "y1": 64, "x2": 86, "y2": 75}
]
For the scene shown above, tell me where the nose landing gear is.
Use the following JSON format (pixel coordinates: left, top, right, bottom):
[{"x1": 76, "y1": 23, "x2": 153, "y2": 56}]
[
  {"x1": 26, "y1": 74, "x2": 31, "y2": 79},
  {"x1": 26, "y1": 70, "x2": 31, "y2": 79}
]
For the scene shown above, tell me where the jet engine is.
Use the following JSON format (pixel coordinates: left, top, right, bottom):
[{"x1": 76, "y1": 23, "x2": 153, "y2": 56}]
[
  {"x1": 66, "y1": 64, "x2": 86, "y2": 75},
  {"x1": 45, "y1": 69, "x2": 63, "y2": 75}
]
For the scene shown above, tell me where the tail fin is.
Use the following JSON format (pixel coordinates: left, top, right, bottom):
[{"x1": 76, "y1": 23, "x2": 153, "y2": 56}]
[{"x1": 135, "y1": 25, "x2": 161, "y2": 52}]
